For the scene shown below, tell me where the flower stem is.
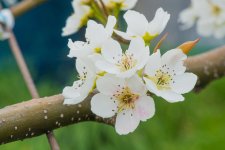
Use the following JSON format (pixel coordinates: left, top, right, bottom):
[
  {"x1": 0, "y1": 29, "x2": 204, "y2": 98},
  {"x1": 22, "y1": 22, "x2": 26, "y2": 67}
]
[
  {"x1": 98, "y1": 0, "x2": 109, "y2": 17},
  {"x1": 91, "y1": 0, "x2": 107, "y2": 24}
]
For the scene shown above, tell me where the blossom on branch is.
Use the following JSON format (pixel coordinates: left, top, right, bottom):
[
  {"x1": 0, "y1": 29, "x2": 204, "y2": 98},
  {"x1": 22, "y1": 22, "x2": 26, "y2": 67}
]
[
  {"x1": 67, "y1": 16, "x2": 116, "y2": 58},
  {"x1": 62, "y1": 6, "x2": 198, "y2": 135},
  {"x1": 179, "y1": 0, "x2": 225, "y2": 39},
  {"x1": 91, "y1": 74, "x2": 155, "y2": 135},
  {"x1": 144, "y1": 49, "x2": 197, "y2": 102},
  {"x1": 95, "y1": 37, "x2": 149, "y2": 78},
  {"x1": 115, "y1": 8, "x2": 170, "y2": 43}
]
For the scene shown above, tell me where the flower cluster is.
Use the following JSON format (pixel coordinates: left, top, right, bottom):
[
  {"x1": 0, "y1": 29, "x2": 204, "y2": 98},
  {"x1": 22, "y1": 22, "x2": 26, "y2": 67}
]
[
  {"x1": 179, "y1": 0, "x2": 225, "y2": 39},
  {"x1": 63, "y1": 6, "x2": 198, "y2": 135},
  {"x1": 62, "y1": 0, "x2": 138, "y2": 36}
]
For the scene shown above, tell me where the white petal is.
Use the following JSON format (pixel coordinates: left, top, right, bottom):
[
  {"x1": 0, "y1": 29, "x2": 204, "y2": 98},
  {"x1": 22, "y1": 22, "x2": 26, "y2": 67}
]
[
  {"x1": 115, "y1": 109, "x2": 140, "y2": 135},
  {"x1": 62, "y1": 86, "x2": 80, "y2": 101},
  {"x1": 105, "y1": 16, "x2": 117, "y2": 36},
  {"x1": 116, "y1": 67, "x2": 137, "y2": 78},
  {"x1": 96, "y1": 74, "x2": 126, "y2": 95},
  {"x1": 67, "y1": 39, "x2": 92, "y2": 58},
  {"x1": 147, "y1": 8, "x2": 170, "y2": 35},
  {"x1": 62, "y1": 14, "x2": 81, "y2": 36},
  {"x1": 124, "y1": 10, "x2": 149, "y2": 36},
  {"x1": 127, "y1": 37, "x2": 148, "y2": 59},
  {"x1": 114, "y1": 30, "x2": 134, "y2": 40},
  {"x1": 161, "y1": 49, "x2": 187, "y2": 75},
  {"x1": 62, "y1": 84, "x2": 86, "y2": 105},
  {"x1": 158, "y1": 90, "x2": 185, "y2": 103},
  {"x1": 144, "y1": 50, "x2": 161, "y2": 76},
  {"x1": 143, "y1": 77, "x2": 160, "y2": 96},
  {"x1": 101, "y1": 39, "x2": 122, "y2": 63},
  {"x1": 171, "y1": 73, "x2": 197, "y2": 94},
  {"x1": 96, "y1": 60, "x2": 120, "y2": 74},
  {"x1": 91, "y1": 93, "x2": 118, "y2": 118},
  {"x1": 126, "y1": 75, "x2": 147, "y2": 96},
  {"x1": 76, "y1": 58, "x2": 96, "y2": 76},
  {"x1": 85, "y1": 20, "x2": 108, "y2": 46},
  {"x1": 134, "y1": 96, "x2": 155, "y2": 121}
]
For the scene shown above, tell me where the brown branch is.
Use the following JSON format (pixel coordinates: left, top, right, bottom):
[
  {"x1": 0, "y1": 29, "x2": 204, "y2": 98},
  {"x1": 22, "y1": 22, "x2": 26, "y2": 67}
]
[
  {"x1": 185, "y1": 45, "x2": 225, "y2": 88},
  {"x1": 1, "y1": 46, "x2": 225, "y2": 144},
  {"x1": 0, "y1": 94, "x2": 114, "y2": 144},
  {"x1": 10, "y1": 0, "x2": 47, "y2": 17}
]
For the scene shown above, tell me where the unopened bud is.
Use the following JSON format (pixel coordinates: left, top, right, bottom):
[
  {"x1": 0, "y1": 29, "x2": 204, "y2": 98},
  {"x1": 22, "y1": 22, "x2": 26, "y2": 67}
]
[{"x1": 178, "y1": 38, "x2": 200, "y2": 54}]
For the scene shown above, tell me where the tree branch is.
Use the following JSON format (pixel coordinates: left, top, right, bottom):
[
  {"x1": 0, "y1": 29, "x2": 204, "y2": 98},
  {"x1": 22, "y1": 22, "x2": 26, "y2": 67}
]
[
  {"x1": 10, "y1": 0, "x2": 47, "y2": 17},
  {"x1": 0, "y1": 94, "x2": 115, "y2": 144},
  {"x1": 1, "y1": 46, "x2": 225, "y2": 144},
  {"x1": 185, "y1": 45, "x2": 225, "y2": 88}
]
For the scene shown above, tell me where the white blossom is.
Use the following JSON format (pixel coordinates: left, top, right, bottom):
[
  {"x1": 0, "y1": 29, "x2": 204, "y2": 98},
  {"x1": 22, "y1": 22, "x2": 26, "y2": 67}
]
[
  {"x1": 179, "y1": 0, "x2": 225, "y2": 39},
  {"x1": 62, "y1": 0, "x2": 92, "y2": 36},
  {"x1": 115, "y1": 8, "x2": 170, "y2": 43},
  {"x1": 63, "y1": 58, "x2": 96, "y2": 105},
  {"x1": 91, "y1": 74, "x2": 155, "y2": 135},
  {"x1": 102, "y1": 0, "x2": 138, "y2": 10},
  {"x1": 0, "y1": 9, "x2": 14, "y2": 40},
  {"x1": 67, "y1": 15, "x2": 116, "y2": 58},
  {"x1": 95, "y1": 37, "x2": 149, "y2": 78},
  {"x1": 144, "y1": 49, "x2": 197, "y2": 103}
]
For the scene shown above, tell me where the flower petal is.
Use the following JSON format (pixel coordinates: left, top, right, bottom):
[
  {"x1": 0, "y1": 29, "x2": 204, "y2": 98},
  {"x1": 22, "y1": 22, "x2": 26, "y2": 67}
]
[
  {"x1": 161, "y1": 49, "x2": 187, "y2": 75},
  {"x1": 62, "y1": 14, "x2": 81, "y2": 36},
  {"x1": 85, "y1": 20, "x2": 108, "y2": 46},
  {"x1": 116, "y1": 67, "x2": 137, "y2": 78},
  {"x1": 171, "y1": 73, "x2": 197, "y2": 94},
  {"x1": 105, "y1": 15, "x2": 117, "y2": 36},
  {"x1": 91, "y1": 93, "x2": 118, "y2": 118},
  {"x1": 158, "y1": 90, "x2": 185, "y2": 103},
  {"x1": 135, "y1": 96, "x2": 155, "y2": 121},
  {"x1": 101, "y1": 39, "x2": 122, "y2": 63},
  {"x1": 143, "y1": 77, "x2": 160, "y2": 96},
  {"x1": 76, "y1": 58, "x2": 96, "y2": 76},
  {"x1": 115, "y1": 109, "x2": 140, "y2": 135},
  {"x1": 147, "y1": 7, "x2": 170, "y2": 35},
  {"x1": 144, "y1": 50, "x2": 161, "y2": 76},
  {"x1": 96, "y1": 60, "x2": 120, "y2": 74},
  {"x1": 127, "y1": 75, "x2": 147, "y2": 96},
  {"x1": 96, "y1": 74, "x2": 126, "y2": 95},
  {"x1": 62, "y1": 85, "x2": 86, "y2": 105},
  {"x1": 114, "y1": 30, "x2": 133, "y2": 40},
  {"x1": 67, "y1": 39, "x2": 92, "y2": 58},
  {"x1": 124, "y1": 10, "x2": 149, "y2": 36}
]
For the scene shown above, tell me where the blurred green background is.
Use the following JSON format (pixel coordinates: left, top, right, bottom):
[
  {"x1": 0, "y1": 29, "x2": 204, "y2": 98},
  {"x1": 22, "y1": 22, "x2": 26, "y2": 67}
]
[{"x1": 1, "y1": 0, "x2": 225, "y2": 149}]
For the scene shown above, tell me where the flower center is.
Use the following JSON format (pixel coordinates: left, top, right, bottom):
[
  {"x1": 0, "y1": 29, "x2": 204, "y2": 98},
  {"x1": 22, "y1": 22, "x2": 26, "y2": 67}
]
[
  {"x1": 146, "y1": 68, "x2": 173, "y2": 90},
  {"x1": 77, "y1": 67, "x2": 88, "y2": 86},
  {"x1": 113, "y1": 87, "x2": 139, "y2": 112},
  {"x1": 117, "y1": 54, "x2": 137, "y2": 72},
  {"x1": 211, "y1": 4, "x2": 221, "y2": 16},
  {"x1": 94, "y1": 47, "x2": 101, "y2": 53}
]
